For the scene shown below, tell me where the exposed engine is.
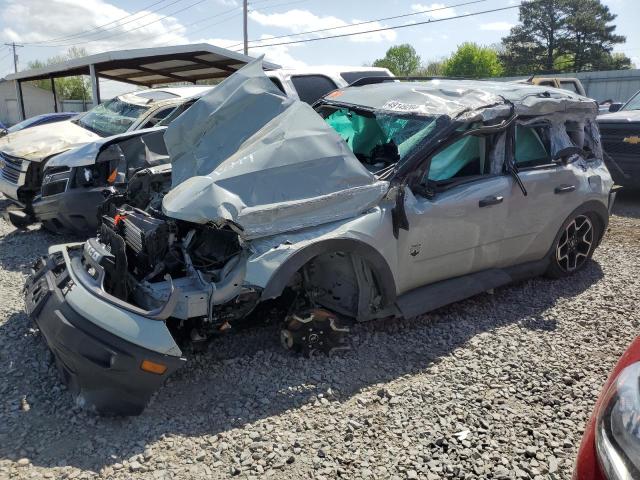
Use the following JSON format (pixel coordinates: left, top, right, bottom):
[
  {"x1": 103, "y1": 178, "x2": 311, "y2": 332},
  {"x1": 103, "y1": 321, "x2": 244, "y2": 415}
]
[{"x1": 98, "y1": 206, "x2": 241, "y2": 297}]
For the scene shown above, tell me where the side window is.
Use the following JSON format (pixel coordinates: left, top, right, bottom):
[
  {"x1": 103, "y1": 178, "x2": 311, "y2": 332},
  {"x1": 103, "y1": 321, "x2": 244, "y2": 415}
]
[
  {"x1": 538, "y1": 80, "x2": 555, "y2": 87},
  {"x1": 268, "y1": 76, "x2": 286, "y2": 94},
  {"x1": 290, "y1": 75, "x2": 338, "y2": 104},
  {"x1": 514, "y1": 125, "x2": 552, "y2": 168},
  {"x1": 559, "y1": 81, "x2": 579, "y2": 94},
  {"x1": 427, "y1": 134, "x2": 492, "y2": 182},
  {"x1": 141, "y1": 106, "x2": 176, "y2": 129}
]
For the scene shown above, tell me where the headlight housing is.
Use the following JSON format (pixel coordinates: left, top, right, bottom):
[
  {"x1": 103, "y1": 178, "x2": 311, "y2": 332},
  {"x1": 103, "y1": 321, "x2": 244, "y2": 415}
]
[{"x1": 596, "y1": 361, "x2": 640, "y2": 479}]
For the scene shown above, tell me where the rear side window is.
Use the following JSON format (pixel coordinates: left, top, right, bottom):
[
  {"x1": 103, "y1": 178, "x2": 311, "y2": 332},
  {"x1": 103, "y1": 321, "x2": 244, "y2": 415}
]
[
  {"x1": 340, "y1": 71, "x2": 390, "y2": 84},
  {"x1": 559, "y1": 81, "x2": 579, "y2": 94},
  {"x1": 514, "y1": 126, "x2": 552, "y2": 168},
  {"x1": 291, "y1": 75, "x2": 338, "y2": 104}
]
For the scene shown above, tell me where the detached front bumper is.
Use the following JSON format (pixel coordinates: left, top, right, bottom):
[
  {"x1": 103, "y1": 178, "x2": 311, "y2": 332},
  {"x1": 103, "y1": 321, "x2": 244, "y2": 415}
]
[{"x1": 24, "y1": 246, "x2": 185, "y2": 415}]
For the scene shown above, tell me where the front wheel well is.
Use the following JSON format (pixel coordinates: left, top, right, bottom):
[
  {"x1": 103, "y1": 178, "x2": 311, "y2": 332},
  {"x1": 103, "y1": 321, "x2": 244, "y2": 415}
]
[{"x1": 260, "y1": 239, "x2": 397, "y2": 320}]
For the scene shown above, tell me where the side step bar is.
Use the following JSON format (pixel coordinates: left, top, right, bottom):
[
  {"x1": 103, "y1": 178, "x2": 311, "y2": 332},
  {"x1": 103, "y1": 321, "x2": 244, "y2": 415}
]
[{"x1": 395, "y1": 260, "x2": 549, "y2": 319}]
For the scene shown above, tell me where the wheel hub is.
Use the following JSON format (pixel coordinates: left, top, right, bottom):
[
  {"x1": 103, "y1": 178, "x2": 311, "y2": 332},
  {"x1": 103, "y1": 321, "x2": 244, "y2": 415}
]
[
  {"x1": 280, "y1": 308, "x2": 350, "y2": 357},
  {"x1": 556, "y1": 215, "x2": 594, "y2": 272}
]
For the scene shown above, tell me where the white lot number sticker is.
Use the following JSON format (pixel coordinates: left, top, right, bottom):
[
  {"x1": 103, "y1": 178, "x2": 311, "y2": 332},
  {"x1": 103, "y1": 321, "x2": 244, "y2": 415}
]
[{"x1": 382, "y1": 100, "x2": 421, "y2": 113}]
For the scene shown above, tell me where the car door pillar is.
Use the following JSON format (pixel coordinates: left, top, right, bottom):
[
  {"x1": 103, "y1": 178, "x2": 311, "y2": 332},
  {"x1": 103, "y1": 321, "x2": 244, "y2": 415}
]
[
  {"x1": 89, "y1": 64, "x2": 101, "y2": 107},
  {"x1": 50, "y1": 76, "x2": 58, "y2": 113}
]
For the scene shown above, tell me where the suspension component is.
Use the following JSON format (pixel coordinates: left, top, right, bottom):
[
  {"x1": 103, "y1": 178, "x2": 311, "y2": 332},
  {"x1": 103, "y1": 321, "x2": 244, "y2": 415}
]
[{"x1": 281, "y1": 308, "x2": 350, "y2": 357}]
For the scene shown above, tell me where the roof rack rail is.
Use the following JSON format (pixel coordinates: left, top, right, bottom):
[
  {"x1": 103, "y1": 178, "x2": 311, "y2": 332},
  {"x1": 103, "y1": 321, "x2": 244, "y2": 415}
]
[{"x1": 348, "y1": 75, "x2": 473, "y2": 87}]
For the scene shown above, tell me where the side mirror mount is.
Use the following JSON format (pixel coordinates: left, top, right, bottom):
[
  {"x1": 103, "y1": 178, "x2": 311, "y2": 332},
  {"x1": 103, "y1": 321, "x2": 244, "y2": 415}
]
[{"x1": 609, "y1": 103, "x2": 623, "y2": 113}]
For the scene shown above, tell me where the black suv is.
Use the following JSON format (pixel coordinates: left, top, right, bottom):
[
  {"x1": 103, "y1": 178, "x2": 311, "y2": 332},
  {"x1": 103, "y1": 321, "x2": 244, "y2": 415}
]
[{"x1": 598, "y1": 90, "x2": 640, "y2": 188}]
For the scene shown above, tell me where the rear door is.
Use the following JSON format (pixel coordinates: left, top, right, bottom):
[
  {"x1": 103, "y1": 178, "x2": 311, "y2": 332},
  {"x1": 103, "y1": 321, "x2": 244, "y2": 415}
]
[{"x1": 499, "y1": 124, "x2": 586, "y2": 266}]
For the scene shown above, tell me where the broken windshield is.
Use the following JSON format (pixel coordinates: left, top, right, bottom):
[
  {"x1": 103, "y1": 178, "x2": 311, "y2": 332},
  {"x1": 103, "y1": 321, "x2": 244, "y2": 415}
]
[
  {"x1": 317, "y1": 104, "x2": 438, "y2": 172},
  {"x1": 76, "y1": 98, "x2": 150, "y2": 137}
]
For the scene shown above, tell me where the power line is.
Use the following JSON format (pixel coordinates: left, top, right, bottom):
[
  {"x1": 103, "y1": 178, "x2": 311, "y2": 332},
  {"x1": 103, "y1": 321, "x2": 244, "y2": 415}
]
[
  {"x1": 21, "y1": 0, "x2": 180, "y2": 46},
  {"x1": 234, "y1": 2, "x2": 528, "y2": 51},
  {"x1": 28, "y1": 0, "x2": 209, "y2": 48},
  {"x1": 228, "y1": 0, "x2": 488, "y2": 49},
  {"x1": 114, "y1": 0, "x2": 309, "y2": 50}
]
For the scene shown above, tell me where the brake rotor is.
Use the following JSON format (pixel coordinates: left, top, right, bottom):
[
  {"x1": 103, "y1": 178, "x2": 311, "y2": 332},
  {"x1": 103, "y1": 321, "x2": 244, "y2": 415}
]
[{"x1": 281, "y1": 308, "x2": 350, "y2": 357}]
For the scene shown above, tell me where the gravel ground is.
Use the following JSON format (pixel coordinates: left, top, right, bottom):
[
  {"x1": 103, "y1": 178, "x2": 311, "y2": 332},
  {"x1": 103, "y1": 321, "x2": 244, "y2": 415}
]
[{"x1": 0, "y1": 192, "x2": 639, "y2": 480}]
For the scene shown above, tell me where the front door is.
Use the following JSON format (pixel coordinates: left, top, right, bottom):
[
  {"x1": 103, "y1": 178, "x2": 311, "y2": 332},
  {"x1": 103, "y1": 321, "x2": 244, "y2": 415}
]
[{"x1": 396, "y1": 131, "x2": 512, "y2": 294}]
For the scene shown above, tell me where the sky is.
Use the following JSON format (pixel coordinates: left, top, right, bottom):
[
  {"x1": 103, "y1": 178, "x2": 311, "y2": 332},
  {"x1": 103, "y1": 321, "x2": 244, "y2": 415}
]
[{"x1": 0, "y1": 0, "x2": 638, "y2": 97}]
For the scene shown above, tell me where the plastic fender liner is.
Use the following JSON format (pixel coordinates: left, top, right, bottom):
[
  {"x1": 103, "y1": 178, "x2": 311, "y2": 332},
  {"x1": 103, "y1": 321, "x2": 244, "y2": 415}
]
[{"x1": 260, "y1": 238, "x2": 397, "y2": 307}]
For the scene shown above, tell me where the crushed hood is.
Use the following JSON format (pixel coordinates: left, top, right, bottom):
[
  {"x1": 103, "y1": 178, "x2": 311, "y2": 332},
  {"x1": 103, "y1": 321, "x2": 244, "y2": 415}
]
[
  {"x1": 0, "y1": 119, "x2": 100, "y2": 161},
  {"x1": 162, "y1": 58, "x2": 388, "y2": 239},
  {"x1": 46, "y1": 126, "x2": 167, "y2": 169}
]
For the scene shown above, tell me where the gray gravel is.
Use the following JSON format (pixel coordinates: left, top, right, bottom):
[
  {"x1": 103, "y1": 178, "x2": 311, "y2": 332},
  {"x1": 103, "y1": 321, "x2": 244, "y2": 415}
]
[{"x1": 1, "y1": 192, "x2": 639, "y2": 480}]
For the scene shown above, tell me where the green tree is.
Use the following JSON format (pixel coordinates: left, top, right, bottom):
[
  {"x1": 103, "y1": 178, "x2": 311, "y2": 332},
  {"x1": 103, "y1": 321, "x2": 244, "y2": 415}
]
[
  {"x1": 442, "y1": 43, "x2": 503, "y2": 78},
  {"x1": 501, "y1": 0, "x2": 625, "y2": 74},
  {"x1": 598, "y1": 52, "x2": 634, "y2": 70},
  {"x1": 564, "y1": 0, "x2": 626, "y2": 71},
  {"x1": 373, "y1": 44, "x2": 421, "y2": 76},
  {"x1": 27, "y1": 47, "x2": 92, "y2": 101},
  {"x1": 414, "y1": 58, "x2": 448, "y2": 77}
]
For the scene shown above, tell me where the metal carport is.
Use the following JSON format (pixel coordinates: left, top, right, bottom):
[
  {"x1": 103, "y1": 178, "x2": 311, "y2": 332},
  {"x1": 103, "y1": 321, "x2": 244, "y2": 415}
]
[{"x1": 5, "y1": 43, "x2": 279, "y2": 121}]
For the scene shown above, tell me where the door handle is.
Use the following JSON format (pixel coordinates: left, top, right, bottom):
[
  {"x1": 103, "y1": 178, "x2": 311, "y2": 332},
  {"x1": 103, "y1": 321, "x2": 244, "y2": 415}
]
[
  {"x1": 479, "y1": 195, "x2": 504, "y2": 208},
  {"x1": 554, "y1": 184, "x2": 576, "y2": 194}
]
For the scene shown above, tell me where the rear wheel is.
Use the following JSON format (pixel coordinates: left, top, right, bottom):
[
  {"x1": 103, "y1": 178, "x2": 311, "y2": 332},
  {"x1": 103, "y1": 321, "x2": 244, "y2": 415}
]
[{"x1": 546, "y1": 212, "x2": 600, "y2": 278}]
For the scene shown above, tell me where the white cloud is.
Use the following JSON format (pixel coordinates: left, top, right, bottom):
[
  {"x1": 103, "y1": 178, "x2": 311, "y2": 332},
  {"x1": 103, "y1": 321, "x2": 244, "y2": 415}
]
[
  {"x1": 1, "y1": 0, "x2": 188, "y2": 53},
  {"x1": 480, "y1": 21, "x2": 514, "y2": 31},
  {"x1": 0, "y1": 0, "x2": 306, "y2": 70},
  {"x1": 248, "y1": 9, "x2": 396, "y2": 43},
  {"x1": 199, "y1": 36, "x2": 307, "y2": 69},
  {"x1": 410, "y1": 3, "x2": 456, "y2": 20}
]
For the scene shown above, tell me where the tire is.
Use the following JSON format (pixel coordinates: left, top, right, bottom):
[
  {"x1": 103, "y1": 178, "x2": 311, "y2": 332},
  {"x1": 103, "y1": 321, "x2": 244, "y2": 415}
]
[{"x1": 545, "y1": 211, "x2": 601, "y2": 279}]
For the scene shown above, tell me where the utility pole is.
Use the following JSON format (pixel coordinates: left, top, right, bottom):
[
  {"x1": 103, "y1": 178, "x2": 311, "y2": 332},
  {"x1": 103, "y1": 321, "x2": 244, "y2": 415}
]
[
  {"x1": 4, "y1": 42, "x2": 23, "y2": 74},
  {"x1": 4, "y1": 42, "x2": 25, "y2": 121},
  {"x1": 243, "y1": 0, "x2": 248, "y2": 56}
]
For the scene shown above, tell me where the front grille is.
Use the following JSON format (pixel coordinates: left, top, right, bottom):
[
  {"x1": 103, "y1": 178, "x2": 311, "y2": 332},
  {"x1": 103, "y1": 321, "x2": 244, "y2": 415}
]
[
  {"x1": 599, "y1": 124, "x2": 640, "y2": 156},
  {"x1": 0, "y1": 152, "x2": 25, "y2": 184}
]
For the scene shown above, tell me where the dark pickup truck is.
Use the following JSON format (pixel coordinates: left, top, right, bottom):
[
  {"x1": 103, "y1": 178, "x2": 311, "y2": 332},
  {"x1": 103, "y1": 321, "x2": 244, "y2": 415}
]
[{"x1": 598, "y1": 90, "x2": 640, "y2": 188}]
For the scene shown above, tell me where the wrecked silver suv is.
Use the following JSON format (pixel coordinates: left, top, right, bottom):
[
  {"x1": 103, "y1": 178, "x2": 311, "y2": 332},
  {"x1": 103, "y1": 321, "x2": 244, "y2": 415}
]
[{"x1": 25, "y1": 60, "x2": 615, "y2": 415}]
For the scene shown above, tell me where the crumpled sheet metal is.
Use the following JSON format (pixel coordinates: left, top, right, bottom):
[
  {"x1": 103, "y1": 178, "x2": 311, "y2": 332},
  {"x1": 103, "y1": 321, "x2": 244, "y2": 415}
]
[
  {"x1": 164, "y1": 58, "x2": 294, "y2": 188},
  {"x1": 0, "y1": 120, "x2": 99, "y2": 162},
  {"x1": 163, "y1": 58, "x2": 389, "y2": 239},
  {"x1": 331, "y1": 79, "x2": 598, "y2": 124},
  {"x1": 46, "y1": 126, "x2": 167, "y2": 169}
]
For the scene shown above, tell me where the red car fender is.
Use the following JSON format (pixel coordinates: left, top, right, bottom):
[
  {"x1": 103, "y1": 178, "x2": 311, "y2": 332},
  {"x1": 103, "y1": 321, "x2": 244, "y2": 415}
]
[{"x1": 574, "y1": 336, "x2": 640, "y2": 479}]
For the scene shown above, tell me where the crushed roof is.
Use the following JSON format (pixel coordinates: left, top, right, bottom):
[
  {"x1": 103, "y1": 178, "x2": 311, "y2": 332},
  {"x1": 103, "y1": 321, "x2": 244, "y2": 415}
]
[{"x1": 328, "y1": 79, "x2": 598, "y2": 121}]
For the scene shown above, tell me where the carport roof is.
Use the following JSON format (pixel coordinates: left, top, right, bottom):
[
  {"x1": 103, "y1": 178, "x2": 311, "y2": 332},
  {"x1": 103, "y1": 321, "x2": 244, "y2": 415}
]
[{"x1": 5, "y1": 43, "x2": 280, "y2": 86}]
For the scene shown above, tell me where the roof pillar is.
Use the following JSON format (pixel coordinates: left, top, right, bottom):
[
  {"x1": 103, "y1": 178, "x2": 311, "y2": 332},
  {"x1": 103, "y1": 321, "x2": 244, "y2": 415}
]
[
  {"x1": 50, "y1": 77, "x2": 58, "y2": 112},
  {"x1": 15, "y1": 80, "x2": 25, "y2": 121},
  {"x1": 89, "y1": 64, "x2": 101, "y2": 107}
]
